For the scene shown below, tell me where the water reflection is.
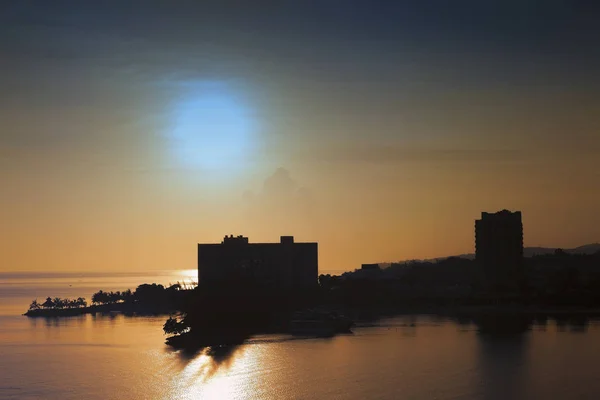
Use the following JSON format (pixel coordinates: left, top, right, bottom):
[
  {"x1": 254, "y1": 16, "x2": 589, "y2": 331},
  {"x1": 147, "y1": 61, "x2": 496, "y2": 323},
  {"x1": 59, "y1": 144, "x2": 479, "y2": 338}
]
[
  {"x1": 27, "y1": 311, "x2": 594, "y2": 336},
  {"x1": 568, "y1": 317, "x2": 589, "y2": 333},
  {"x1": 453, "y1": 314, "x2": 532, "y2": 400},
  {"x1": 532, "y1": 315, "x2": 548, "y2": 332},
  {"x1": 555, "y1": 315, "x2": 589, "y2": 333},
  {"x1": 27, "y1": 312, "x2": 173, "y2": 328},
  {"x1": 169, "y1": 343, "x2": 262, "y2": 399},
  {"x1": 7, "y1": 312, "x2": 600, "y2": 399},
  {"x1": 474, "y1": 314, "x2": 533, "y2": 336},
  {"x1": 175, "y1": 345, "x2": 243, "y2": 382},
  {"x1": 28, "y1": 315, "x2": 87, "y2": 329},
  {"x1": 447, "y1": 313, "x2": 592, "y2": 336},
  {"x1": 477, "y1": 327, "x2": 529, "y2": 400},
  {"x1": 447, "y1": 313, "x2": 595, "y2": 400}
]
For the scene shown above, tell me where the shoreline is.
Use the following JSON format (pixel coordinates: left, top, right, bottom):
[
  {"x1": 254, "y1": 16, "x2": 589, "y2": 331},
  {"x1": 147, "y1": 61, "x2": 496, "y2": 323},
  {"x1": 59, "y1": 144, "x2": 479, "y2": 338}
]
[
  {"x1": 24, "y1": 302, "x2": 177, "y2": 317},
  {"x1": 25, "y1": 302, "x2": 600, "y2": 318}
]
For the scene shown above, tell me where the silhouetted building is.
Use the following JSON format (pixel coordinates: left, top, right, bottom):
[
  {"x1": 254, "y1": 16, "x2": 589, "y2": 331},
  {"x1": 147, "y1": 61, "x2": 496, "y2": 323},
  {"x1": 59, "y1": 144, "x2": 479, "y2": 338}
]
[
  {"x1": 198, "y1": 235, "x2": 318, "y2": 290},
  {"x1": 475, "y1": 210, "x2": 524, "y2": 290}
]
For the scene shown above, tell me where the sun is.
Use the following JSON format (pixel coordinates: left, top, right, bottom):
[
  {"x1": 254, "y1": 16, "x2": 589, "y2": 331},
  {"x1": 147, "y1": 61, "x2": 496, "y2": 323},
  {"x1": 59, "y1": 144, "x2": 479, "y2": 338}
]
[{"x1": 169, "y1": 81, "x2": 256, "y2": 171}]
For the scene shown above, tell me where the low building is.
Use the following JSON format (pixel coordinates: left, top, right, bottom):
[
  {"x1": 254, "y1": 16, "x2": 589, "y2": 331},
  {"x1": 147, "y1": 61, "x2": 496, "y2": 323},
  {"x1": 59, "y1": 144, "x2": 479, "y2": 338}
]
[{"x1": 198, "y1": 235, "x2": 318, "y2": 290}]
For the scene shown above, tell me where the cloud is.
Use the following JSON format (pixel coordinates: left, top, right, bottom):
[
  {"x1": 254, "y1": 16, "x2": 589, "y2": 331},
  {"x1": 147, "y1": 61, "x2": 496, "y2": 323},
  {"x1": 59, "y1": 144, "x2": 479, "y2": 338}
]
[
  {"x1": 245, "y1": 167, "x2": 312, "y2": 207},
  {"x1": 262, "y1": 167, "x2": 298, "y2": 199},
  {"x1": 241, "y1": 168, "x2": 317, "y2": 237}
]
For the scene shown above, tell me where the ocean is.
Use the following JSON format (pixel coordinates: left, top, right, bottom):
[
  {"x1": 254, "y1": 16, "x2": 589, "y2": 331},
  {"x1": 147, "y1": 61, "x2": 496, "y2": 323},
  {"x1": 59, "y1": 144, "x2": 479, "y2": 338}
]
[{"x1": 1, "y1": 271, "x2": 600, "y2": 399}]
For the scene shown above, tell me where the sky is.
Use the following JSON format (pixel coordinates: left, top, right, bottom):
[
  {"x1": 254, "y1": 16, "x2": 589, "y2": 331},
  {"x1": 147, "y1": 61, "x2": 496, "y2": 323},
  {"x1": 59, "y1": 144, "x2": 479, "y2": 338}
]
[{"x1": 1, "y1": 1, "x2": 599, "y2": 273}]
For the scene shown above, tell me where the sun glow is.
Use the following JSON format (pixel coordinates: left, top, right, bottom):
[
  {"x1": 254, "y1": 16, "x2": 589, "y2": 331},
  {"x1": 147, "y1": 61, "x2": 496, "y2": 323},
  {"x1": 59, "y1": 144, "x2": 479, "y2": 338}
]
[
  {"x1": 169, "y1": 81, "x2": 257, "y2": 172},
  {"x1": 180, "y1": 269, "x2": 198, "y2": 282}
]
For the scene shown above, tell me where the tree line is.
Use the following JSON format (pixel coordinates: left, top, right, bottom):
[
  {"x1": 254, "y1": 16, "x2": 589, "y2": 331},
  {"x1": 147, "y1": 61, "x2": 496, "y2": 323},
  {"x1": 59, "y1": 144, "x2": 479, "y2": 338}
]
[
  {"x1": 28, "y1": 282, "x2": 191, "y2": 311},
  {"x1": 91, "y1": 289, "x2": 133, "y2": 305},
  {"x1": 29, "y1": 297, "x2": 88, "y2": 310}
]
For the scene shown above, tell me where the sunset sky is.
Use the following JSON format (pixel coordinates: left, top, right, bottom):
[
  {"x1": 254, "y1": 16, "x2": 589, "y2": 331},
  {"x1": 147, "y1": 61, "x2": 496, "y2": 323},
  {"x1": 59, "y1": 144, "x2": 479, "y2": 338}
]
[{"x1": 1, "y1": 1, "x2": 599, "y2": 273}]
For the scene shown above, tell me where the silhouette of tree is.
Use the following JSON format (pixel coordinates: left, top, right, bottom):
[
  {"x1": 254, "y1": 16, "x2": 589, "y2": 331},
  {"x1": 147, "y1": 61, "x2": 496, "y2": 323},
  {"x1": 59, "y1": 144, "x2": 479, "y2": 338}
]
[
  {"x1": 134, "y1": 283, "x2": 166, "y2": 304},
  {"x1": 163, "y1": 316, "x2": 187, "y2": 335},
  {"x1": 92, "y1": 290, "x2": 108, "y2": 305},
  {"x1": 29, "y1": 299, "x2": 41, "y2": 310},
  {"x1": 76, "y1": 297, "x2": 87, "y2": 308},
  {"x1": 121, "y1": 289, "x2": 133, "y2": 303},
  {"x1": 108, "y1": 291, "x2": 121, "y2": 304},
  {"x1": 52, "y1": 297, "x2": 65, "y2": 309}
]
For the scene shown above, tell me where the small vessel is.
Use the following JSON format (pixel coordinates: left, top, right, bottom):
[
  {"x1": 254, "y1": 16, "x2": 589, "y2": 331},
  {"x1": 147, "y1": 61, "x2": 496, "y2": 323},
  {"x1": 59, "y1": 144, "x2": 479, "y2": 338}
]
[{"x1": 290, "y1": 310, "x2": 353, "y2": 337}]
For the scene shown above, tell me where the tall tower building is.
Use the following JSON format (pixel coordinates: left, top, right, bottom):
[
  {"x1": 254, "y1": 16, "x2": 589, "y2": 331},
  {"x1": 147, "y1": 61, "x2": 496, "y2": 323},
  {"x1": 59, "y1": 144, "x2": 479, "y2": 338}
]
[{"x1": 475, "y1": 210, "x2": 524, "y2": 290}]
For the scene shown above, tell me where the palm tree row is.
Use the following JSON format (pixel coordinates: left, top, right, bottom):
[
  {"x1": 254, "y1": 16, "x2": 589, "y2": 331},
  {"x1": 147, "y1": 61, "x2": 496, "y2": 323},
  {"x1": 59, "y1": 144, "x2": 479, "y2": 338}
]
[
  {"x1": 91, "y1": 289, "x2": 133, "y2": 305},
  {"x1": 28, "y1": 282, "x2": 193, "y2": 312},
  {"x1": 29, "y1": 297, "x2": 88, "y2": 310}
]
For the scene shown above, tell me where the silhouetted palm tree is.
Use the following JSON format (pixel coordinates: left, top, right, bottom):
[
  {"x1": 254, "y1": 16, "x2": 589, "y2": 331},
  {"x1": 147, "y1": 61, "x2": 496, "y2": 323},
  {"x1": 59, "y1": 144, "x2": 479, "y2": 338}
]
[
  {"x1": 29, "y1": 299, "x2": 41, "y2": 310},
  {"x1": 53, "y1": 297, "x2": 64, "y2": 309}
]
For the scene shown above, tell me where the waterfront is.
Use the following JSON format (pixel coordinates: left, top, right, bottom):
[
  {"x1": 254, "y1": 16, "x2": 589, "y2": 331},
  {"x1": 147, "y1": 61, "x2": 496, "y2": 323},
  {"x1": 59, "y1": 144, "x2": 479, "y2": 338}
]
[{"x1": 2, "y1": 271, "x2": 600, "y2": 400}]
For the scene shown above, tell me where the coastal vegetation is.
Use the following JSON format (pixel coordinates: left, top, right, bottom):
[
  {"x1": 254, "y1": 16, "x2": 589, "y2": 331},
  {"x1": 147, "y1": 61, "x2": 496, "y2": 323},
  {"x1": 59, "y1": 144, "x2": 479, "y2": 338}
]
[
  {"x1": 161, "y1": 283, "x2": 322, "y2": 349},
  {"x1": 24, "y1": 250, "x2": 600, "y2": 348},
  {"x1": 25, "y1": 282, "x2": 195, "y2": 317},
  {"x1": 29, "y1": 297, "x2": 88, "y2": 310},
  {"x1": 91, "y1": 289, "x2": 132, "y2": 305},
  {"x1": 318, "y1": 250, "x2": 600, "y2": 307}
]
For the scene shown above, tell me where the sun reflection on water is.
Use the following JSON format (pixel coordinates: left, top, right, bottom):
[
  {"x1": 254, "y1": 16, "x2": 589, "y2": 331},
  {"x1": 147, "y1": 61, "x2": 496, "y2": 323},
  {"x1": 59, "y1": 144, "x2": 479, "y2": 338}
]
[
  {"x1": 170, "y1": 344, "x2": 262, "y2": 399},
  {"x1": 179, "y1": 269, "x2": 198, "y2": 282}
]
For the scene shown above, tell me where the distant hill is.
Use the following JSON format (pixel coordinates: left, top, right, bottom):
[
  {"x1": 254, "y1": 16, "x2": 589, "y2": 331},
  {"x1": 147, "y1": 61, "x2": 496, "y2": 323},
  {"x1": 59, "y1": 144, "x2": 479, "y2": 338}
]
[
  {"x1": 567, "y1": 243, "x2": 600, "y2": 255},
  {"x1": 522, "y1": 243, "x2": 600, "y2": 257},
  {"x1": 386, "y1": 243, "x2": 600, "y2": 265}
]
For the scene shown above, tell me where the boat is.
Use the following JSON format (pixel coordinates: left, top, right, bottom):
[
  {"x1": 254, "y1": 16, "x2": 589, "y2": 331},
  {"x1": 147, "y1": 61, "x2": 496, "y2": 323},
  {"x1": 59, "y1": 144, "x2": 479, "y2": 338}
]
[{"x1": 289, "y1": 310, "x2": 353, "y2": 336}]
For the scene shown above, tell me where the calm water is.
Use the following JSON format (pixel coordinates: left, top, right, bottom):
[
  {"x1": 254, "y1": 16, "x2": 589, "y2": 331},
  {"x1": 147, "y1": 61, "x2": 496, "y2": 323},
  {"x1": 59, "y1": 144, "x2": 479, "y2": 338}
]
[{"x1": 1, "y1": 272, "x2": 600, "y2": 399}]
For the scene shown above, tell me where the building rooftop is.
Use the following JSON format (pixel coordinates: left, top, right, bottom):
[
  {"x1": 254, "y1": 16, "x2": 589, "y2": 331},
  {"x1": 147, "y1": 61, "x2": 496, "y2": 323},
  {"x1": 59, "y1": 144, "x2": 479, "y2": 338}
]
[
  {"x1": 479, "y1": 210, "x2": 522, "y2": 219},
  {"x1": 205, "y1": 235, "x2": 317, "y2": 246}
]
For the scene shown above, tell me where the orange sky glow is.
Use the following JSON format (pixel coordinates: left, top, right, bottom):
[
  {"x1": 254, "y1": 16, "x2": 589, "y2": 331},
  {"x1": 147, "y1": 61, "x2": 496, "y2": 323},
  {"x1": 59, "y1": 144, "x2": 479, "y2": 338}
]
[{"x1": 1, "y1": 2, "x2": 599, "y2": 273}]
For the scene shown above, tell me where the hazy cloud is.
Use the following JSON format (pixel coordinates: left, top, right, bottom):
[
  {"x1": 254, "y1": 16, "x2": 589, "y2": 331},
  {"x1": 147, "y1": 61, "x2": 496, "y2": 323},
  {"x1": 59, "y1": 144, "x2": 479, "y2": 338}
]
[
  {"x1": 262, "y1": 168, "x2": 298, "y2": 199},
  {"x1": 242, "y1": 168, "x2": 317, "y2": 238},
  {"x1": 245, "y1": 167, "x2": 313, "y2": 208}
]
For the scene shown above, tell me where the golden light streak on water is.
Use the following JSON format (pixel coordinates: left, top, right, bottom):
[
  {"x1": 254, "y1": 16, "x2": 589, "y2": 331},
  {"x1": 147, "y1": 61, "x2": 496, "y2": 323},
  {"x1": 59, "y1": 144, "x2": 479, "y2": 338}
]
[{"x1": 169, "y1": 345, "x2": 262, "y2": 399}]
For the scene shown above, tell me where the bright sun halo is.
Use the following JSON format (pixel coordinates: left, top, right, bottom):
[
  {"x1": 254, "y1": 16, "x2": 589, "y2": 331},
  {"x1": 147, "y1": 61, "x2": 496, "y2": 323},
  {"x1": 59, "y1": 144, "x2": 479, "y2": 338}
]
[{"x1": 170, "y1": 81, "x2": 255, "y2": 171}]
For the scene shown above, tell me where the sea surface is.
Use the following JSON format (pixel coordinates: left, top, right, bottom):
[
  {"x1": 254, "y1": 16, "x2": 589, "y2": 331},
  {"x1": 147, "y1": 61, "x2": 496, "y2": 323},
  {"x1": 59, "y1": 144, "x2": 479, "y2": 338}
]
[{"x1": 1, "y1": 271, "x2": 600, "y2": 400}]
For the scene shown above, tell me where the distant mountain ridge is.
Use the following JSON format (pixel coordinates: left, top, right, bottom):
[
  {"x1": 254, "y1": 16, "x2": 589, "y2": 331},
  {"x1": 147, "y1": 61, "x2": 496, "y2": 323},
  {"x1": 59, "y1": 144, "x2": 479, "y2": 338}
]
[
  {"x1": 522, "y1": 243, "x2": 600, "y2": 257},
  {"x1": 386, "y1": 243, "x2": 600, "y2": 265}
]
